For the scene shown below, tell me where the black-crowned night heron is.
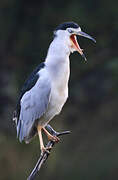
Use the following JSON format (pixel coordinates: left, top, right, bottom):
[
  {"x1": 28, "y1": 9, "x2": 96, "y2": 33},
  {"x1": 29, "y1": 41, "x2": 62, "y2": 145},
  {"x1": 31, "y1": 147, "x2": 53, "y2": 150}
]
[{"x1": 13, "y1": 22, "x2": 96, "y2": 153}]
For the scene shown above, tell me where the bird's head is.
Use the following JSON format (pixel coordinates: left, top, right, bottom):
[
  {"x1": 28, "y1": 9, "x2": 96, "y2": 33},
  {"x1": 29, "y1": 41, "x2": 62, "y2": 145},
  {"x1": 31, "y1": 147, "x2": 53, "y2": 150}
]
[{"x1": 54, "y1": 22, "x2": 96, "y2": 61}]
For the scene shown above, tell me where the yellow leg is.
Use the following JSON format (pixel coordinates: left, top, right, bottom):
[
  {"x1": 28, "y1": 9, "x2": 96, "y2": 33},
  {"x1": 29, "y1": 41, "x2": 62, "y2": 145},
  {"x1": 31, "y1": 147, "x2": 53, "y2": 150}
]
[
  {"x1": 42, "y1": 127, "x2": 60, "y2": 142},
  {"x1": 37, "y1": 125, "x2": 60, "y2": 154},
  {"x1": 37, "y1": 125, "x2": 52, "y2": 154},
  {"x1": 37, "y1": 125, "x2": 45, "y2": 151}
]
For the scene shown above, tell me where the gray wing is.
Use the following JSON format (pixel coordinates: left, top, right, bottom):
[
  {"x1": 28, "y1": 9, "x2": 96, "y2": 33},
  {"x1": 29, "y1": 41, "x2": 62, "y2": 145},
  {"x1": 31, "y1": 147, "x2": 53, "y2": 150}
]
[{"x1": 17, "y1": 76, "x2": 51, "y2": 143}]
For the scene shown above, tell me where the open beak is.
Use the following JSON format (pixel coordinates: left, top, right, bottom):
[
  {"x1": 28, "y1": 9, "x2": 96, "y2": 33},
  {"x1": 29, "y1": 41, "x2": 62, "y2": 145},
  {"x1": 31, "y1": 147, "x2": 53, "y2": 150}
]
[{"x1": 70, "y1": 31, "x2": 96, "y2": 61}]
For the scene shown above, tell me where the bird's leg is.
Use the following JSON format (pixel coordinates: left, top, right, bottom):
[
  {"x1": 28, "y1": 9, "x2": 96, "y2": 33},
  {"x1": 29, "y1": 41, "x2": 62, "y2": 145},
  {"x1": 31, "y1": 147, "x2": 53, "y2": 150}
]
[
  {"x1": 42, "y1": 127, "x2": 60, "y2": 143},
  {"x1": 37, "y1": 125, "x2": 51, "y2": 154}
]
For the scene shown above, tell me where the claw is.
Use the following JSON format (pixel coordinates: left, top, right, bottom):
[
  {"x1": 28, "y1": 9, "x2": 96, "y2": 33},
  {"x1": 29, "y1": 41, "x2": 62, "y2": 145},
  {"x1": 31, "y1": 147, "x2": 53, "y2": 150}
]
[
  {"x1": 49, "y1": 135, "x2": 60, "y2": 143},
  {"x1": 41, "y1": 146, "x2": 52, "y2": 155},
  {"x1": 43, "y1": 127, "x2": 60, "y2": 142},
  {"x1": 37, "y1": 125, "x2": 60, "y2": 156}
]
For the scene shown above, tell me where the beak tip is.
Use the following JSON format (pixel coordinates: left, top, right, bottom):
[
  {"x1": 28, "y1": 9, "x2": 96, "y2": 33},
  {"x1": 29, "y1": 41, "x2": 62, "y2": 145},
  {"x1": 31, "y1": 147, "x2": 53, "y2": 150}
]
[
  {"x1": 82, "y1": 53, "x2": 87, "y2": 61},
  {"x1": 78, "y1": 31, "x2": 96, "y2": 43},
  {"x1": 93, "y1": 38, "x2": 96, "y2": 43}
]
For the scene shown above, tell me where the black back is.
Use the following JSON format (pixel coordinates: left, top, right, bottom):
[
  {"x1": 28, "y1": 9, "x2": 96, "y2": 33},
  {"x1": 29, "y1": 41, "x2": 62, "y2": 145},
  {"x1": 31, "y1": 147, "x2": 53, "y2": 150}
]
[
  {"x1": 19, "y1": 62, "x2": 45, "y2": 100},
  {"x1": 55, "y1": 22, "x2": 79, "y2": 31},
  {"x1": 13, "y1": 62, "x2": 45, "y2": 122}
]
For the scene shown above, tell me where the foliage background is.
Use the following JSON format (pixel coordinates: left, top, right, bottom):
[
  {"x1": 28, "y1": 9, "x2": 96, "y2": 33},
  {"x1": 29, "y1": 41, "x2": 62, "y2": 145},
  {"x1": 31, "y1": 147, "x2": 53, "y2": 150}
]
[{"x1": 0, "y1": 0, "x2": 118, "y2": 179}]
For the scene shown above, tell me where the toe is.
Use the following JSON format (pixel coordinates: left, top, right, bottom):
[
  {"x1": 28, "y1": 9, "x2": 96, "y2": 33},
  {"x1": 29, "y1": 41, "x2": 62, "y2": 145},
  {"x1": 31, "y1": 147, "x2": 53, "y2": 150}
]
[
  {"x1": 54, "y1": 136, "x2": 60, "y2": 142},
  {"x1": 41, "y1": 146, "x2": 51, "y2": 155}
]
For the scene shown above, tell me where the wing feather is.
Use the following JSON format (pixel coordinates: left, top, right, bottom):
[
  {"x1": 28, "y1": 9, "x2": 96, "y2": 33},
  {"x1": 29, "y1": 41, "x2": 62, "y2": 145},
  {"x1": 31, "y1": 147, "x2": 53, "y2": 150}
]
[{"x1": 17, "y1": 71, "x2": 51, "y2": 143}]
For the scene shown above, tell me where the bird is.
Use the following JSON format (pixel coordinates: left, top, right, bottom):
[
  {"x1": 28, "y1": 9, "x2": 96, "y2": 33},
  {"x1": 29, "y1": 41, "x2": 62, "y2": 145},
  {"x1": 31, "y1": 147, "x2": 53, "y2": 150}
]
[{"x1": 13, "y1": 22, "x2": 96, "y2": 153}]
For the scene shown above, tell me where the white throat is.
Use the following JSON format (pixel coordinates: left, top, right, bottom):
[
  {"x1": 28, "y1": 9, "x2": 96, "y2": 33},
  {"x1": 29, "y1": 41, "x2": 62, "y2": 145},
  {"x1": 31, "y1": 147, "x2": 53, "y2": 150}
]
[
  {"x1": 45, "y1": 35, "x2": 70, "y2": 84},
  {"x1": 46, "y1": 33, "x2": 71, "y2": 61}
]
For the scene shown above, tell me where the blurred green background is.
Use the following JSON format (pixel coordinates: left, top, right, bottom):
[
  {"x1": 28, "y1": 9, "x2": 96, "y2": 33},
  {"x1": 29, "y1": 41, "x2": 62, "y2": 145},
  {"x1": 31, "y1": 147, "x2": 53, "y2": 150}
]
[{"x1": 0, "y1": 0, "x2": 118, "y2": 179}]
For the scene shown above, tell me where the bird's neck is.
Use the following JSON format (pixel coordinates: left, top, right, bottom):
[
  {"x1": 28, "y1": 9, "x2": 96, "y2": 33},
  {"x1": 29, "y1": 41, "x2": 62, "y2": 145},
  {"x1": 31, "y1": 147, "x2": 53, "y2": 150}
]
[
  {"x1": 45, "y1": 37, "x2": 70, "y2": 67},
  {"x1": 45, "y1": 37, "x2": 70, "y2": 81}
]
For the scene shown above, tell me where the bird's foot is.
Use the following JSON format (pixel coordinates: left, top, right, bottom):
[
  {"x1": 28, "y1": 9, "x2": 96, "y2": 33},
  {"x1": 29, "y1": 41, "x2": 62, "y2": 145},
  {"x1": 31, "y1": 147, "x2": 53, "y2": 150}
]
[
  {"x1": 48, "y1": 134, "x2": 60, "y2": 143},
  {"x1": 41, "y1": 146, "x2": 52, "y2": 155},
  {"x1": 43, "y1": 127, "x2": 60, "y2": 143}
]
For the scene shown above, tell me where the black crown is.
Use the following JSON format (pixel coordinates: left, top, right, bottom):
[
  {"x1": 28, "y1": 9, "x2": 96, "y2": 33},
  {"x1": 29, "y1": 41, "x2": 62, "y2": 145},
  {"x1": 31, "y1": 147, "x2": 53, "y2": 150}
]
[{"x1": 55, "y1": 22, "x2": 79, "y2": 31}]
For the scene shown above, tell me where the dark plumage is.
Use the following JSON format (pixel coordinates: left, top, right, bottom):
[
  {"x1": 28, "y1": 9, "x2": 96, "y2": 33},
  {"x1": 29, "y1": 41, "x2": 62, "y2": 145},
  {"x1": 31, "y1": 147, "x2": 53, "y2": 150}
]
[
  {"x1": 55, "y1": 22, "x2": 79, "y2": 31},
  {"x1": 13, "y1": 62, "x2": 45, "y2": 125},
  {"x1": 20, "y1": 62, "x2": 45, "y2": 100}
]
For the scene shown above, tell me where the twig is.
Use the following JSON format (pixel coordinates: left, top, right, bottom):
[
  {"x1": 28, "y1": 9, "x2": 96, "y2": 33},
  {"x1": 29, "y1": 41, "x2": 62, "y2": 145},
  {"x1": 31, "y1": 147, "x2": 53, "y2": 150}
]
[{"x1": 27, "y1": 125, "x2": 70, "y2": 180}]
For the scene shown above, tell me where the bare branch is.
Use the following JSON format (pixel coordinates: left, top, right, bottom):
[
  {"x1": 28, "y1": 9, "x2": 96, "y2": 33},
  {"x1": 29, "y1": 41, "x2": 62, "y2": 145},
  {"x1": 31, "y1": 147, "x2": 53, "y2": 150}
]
[{"x1": 27, "y1": 125, "x2": 70, "y2": 180}]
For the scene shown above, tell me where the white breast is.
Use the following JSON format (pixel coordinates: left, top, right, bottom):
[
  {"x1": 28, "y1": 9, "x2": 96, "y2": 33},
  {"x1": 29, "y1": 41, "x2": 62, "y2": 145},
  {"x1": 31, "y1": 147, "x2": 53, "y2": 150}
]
[{"x1": 44, "y1": 56, "x2": 70, "y2": 123}]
